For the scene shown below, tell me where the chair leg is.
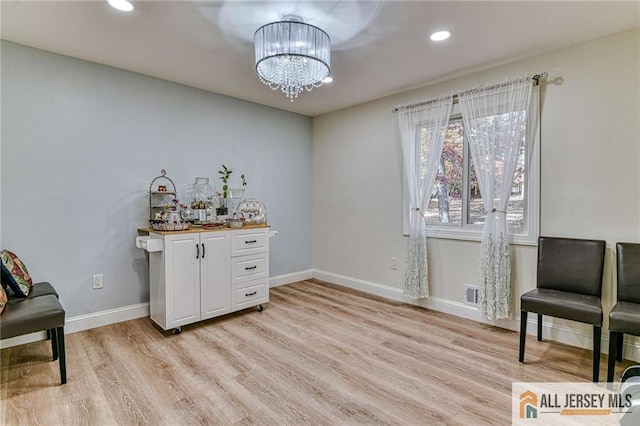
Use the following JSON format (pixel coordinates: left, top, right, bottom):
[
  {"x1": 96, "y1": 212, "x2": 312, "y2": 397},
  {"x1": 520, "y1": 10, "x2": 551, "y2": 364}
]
[
  {"x1": 46, "y1": 329, "x2": 51, "y2": 340},
  {"x1": 50, "y1": 328, "x2": 58, "y2": 361},
  {"x1": 57, "y1": 326, "x2": 66, "y2": 385},
  {"x1": 537, "y1": 314, "x2": 543, "y2": 341},
  {"x1": 593, "y1": 326, "x2": 601, "y2": 382},
  {"x1": 608, "y1": 332, "x2": 619, "y2": 383},
  {"x1": 617, "y1": 333, "x2": 624, "y2": 361},
  {"x1": 519, "y1": 311, "x2": 528, "y2": 362}
]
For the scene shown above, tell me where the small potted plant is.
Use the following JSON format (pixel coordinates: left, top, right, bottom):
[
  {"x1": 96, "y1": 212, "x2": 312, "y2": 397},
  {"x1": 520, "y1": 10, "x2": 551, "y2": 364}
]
[
  {"x1": 215, "y1": 190, "x2": 227, "y2": 217},
  {"x1": 217, "y1": 164, "x2": 247, "y2": 216}
]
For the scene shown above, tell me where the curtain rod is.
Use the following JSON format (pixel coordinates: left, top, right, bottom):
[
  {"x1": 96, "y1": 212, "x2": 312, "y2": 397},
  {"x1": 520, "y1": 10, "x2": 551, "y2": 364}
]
[{"x1": 392, "y1": 72, "x2": 548, "y2": 113}]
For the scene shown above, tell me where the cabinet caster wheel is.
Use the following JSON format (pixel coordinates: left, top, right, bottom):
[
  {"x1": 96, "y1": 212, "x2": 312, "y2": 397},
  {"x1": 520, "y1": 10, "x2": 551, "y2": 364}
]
[
  {"x1": 173, "y1": 327, "x2": 182, "y2": 334},
  {"x1": 256, "y1": 304, "x2": 264, "y2": 312}
]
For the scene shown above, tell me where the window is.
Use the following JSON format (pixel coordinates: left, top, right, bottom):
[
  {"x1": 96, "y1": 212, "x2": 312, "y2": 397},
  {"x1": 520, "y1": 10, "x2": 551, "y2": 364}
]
[{"x1": 404, "y1": 89, "x2": 540, "y2": 245}]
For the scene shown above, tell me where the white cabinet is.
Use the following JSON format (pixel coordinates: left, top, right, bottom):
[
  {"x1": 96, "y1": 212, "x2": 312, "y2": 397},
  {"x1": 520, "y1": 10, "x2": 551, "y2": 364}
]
[
  {"x1": 230, "y1": 228, "x2": 270, "y2": 313},
  {"x1": 147, "y1": 226, "x2": 269, "y2": 332},
  {"x1": 149, "y1": 232, "x2": 200, "y2": 331},
  {"x1": 200, "y1": 232, "x2": 231, "y2": 320}
]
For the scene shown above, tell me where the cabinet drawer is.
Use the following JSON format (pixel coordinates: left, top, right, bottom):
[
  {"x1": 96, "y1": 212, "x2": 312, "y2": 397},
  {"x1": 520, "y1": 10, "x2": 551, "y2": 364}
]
[
  {"x1": 232, "y1": 281, "x2": 268, "y2": 311},
  {"x1": 232, "y1": 254, "x2": 268, "y2": 285},
  {"x1": 231, "y1": 229, "x2": 269, "y2": 257}
]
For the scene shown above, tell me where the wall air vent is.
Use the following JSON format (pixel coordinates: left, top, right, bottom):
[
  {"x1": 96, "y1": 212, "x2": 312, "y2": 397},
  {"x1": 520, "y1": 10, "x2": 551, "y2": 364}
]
[{"x1": 464, "y1": 285, "x2": 479, "y2": 305}]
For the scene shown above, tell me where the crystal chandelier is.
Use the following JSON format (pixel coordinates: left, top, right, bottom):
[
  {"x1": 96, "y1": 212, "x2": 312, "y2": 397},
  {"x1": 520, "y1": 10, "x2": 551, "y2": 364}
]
[{"x1": 254, "y1": 15, "x2": 331, "y2": 101}]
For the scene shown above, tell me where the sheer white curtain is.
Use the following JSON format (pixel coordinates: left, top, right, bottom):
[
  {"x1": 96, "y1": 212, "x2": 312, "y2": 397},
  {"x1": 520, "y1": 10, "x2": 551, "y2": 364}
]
[
  {"x1": 398, "y1": 96, "x2": 453, "y2": 299},
  {"x1": 459, "y1": 75, "x2": 534, "y2": 319}
]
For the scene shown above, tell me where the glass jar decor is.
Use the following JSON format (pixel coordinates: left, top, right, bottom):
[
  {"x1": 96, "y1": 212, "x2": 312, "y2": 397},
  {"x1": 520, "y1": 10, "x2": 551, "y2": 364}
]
[
  {"x1": 237, "y1": 198, "x2": 268, "y2": 225},
  {"x1": 185, "y1": 177, "x2": 214, "y2": 223}
]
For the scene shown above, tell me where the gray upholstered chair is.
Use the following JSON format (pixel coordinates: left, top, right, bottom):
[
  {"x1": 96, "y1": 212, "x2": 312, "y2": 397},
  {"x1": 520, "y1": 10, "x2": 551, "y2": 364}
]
[
  {"x1": 0, "y1": 283, "x2": 66, "y2": 385},
  {"x1": 519, "y1": 236, "x2": 606, "y2": 382},
  {"x1": 607, "y1": 242, "x2": 640, "y2": 382}
]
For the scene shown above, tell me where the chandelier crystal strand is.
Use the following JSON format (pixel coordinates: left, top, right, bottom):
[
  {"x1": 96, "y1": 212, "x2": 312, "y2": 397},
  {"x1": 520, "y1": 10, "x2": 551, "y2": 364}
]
[{"x1": 254, "y1": 15, "x2": 331, "y2": 101}]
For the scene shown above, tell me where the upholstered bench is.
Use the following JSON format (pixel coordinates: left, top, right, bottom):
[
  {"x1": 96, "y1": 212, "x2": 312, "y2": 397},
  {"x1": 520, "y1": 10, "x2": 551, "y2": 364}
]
[
  {"x1": 27, "y1": 281, "x2": 58, "y2": 299},
  {"x1": 0, "y1": 282, "x2": 66, "y2": 385}
]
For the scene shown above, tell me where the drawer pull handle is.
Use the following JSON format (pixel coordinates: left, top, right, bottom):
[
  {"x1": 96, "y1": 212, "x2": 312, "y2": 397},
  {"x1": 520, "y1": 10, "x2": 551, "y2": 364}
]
[
  {"x1": 245, "y1": 240, "x2": 257, "y2": 244},
  {"x1": 245, "y1": 291, "x2": 257, "y2": 297},
  {"x1": 245, "y1": 265, "x2": 258, "y2": 270},
  {"x1": 196, "y1": 244, "x2": 200, "y2": 259},
  {"x1": 202, "y1": 243, "x2": 205, "y2": 258}
]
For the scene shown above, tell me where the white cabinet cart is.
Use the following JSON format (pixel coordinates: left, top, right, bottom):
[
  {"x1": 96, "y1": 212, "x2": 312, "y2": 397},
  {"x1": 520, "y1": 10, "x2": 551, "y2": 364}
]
[{"x1": 138, "y1": 226, "x2": 269, "y2": 333}]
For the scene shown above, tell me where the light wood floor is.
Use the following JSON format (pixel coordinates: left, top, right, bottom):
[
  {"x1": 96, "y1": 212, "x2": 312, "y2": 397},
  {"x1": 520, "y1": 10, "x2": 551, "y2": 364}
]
[{"x1": 1, "y1": 280, "x2": 632, "y2": 425}]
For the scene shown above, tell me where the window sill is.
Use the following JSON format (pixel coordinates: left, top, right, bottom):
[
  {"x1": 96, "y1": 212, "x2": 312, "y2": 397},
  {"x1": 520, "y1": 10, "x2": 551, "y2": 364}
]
[{"x1": 420, "y1": 226, "x2": 538, "y2": 246}]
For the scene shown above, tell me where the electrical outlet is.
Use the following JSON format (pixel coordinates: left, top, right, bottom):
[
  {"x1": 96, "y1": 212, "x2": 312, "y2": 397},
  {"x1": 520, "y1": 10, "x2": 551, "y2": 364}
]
[
  {"x1": 92, "y1": 274, "x2": 103, "y2": 290},
  {"x1": 390, "y1": 257, "x2": 398, "y2": 270}
]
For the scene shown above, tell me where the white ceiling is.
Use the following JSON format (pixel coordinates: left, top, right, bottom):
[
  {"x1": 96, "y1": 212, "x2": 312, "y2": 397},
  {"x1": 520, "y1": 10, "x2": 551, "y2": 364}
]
[{"x1": 2, "y1": 1, "x2": 639, "y2": 117}]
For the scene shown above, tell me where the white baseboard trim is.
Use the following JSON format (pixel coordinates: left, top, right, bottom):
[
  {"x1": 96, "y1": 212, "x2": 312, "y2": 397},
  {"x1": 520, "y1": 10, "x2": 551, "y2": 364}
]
[
  {"x1": 1, "y1": 269, "x2": 313, "y2": 349},
  {"x1": 5, "y1": 269, "x2": 639, "y2": 364},
  {"x1": 269, "y1": 269, "x2": 313, "y2": 288},
  {"x1": 1, "y1": 303, "x2": 150, "y2": 349},
  {"x1": 312, "y1": 269, "x2": 483, "y2": 319},
  {"x1": 65, "y1": 302, "x2": 150, "y2": 334},
  {"x1": 312, "y1": 269, "x2": 640, "y2": 363}
]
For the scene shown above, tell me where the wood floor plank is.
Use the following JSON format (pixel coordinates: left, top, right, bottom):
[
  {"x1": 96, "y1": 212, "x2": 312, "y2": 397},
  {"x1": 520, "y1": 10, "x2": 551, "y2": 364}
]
[
  {"x1": 2, "y1": 279, "x2": 634, "y2": 425},
  {"x1": 264, "y1": 290, "x2": 504, "y2": 423},
  {"x1": 219, "y1": 319, "x2": 406, "y2": 424}
]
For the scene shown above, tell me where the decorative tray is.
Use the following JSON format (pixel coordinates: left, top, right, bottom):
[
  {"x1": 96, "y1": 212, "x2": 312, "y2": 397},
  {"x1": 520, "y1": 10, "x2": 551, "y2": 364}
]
[{"x1": 150, "y1": 221, "x2": 190, "y2": 231}]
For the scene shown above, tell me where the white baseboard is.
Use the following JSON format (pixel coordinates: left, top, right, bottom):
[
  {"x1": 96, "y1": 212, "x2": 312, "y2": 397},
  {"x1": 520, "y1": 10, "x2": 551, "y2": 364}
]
[
  {"x1": 64, "y1": 302, "x2": 150, "y2": 334},
  {"x1": 269, "y1": 269, "x2": 313, "y2": 288},
  {"x1": 312, "y1": 269, "x2": 640, "y2": 363},
  {"x1": 1, "y1": 269, "x2": 313, "y2": 349},
  {"x1": 5, "y1": 268, "x2": 639, "y2": 364},
  {"x1": 1, "y1": 303, "x2": 150, "y2": 349}
]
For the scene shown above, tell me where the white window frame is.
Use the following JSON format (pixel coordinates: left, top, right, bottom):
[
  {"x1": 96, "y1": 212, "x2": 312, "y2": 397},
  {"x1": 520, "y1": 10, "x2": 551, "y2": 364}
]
[{"x1": 403, "y1": 87, "x2": 540, "y2": 246}]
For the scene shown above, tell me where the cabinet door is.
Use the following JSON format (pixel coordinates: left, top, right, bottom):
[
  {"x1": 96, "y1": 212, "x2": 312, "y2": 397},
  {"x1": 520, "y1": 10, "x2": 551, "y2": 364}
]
[
  {"x1": 164, "y1": 233, "x2": 200, "y2": 328},
  {"x1": 200, "y1": 231, "x2": 231, "y2": 320}
]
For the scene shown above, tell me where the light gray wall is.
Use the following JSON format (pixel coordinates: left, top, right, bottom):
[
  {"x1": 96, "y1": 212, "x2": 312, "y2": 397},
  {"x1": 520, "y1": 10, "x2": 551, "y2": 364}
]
[
  {"x1": 1, "y1": 41, "x2": 312, "y2": 318},
  {"x1": 313, "y1": 29, "x2": 639, "y2": 339}
]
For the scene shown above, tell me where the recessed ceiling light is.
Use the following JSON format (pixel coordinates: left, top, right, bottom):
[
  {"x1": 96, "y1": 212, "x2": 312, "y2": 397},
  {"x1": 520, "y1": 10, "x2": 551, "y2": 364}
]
[
  {"x1": 430, "y1": 30, "x2": 452, "y2": 42},
  {"x1": 108, "y1": 0, "x2": 134, "y2": 12},
  {"x1": 322, "y1": 76, "x2": 334, "y2": 84}
]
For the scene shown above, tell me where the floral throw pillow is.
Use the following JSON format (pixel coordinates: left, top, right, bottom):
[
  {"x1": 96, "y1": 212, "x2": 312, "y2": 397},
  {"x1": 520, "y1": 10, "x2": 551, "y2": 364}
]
[
  {"x1": 0, "y1": 285, "x2": 7, "y2": 314},
  {"x1": 0, "y1": 250, "x2": 33, "y2": 297}
]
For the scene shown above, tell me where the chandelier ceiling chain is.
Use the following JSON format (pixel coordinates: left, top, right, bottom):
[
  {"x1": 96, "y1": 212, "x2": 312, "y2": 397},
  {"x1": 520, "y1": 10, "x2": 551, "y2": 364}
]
[{"x1": 254, "y1": 15, "x2": 331, "y2": 101}]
